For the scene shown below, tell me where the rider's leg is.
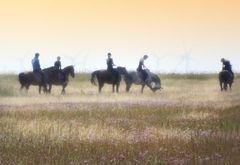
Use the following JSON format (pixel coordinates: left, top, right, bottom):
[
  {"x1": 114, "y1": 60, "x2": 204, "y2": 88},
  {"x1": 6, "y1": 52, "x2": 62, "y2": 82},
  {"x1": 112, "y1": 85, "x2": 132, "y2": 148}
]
[
  {"x1": 40, "y1": 71, "x2": 45, "y2": 84},
  {"x1": 113, "y1": 69, "x2": 118, "y2": 82},
  {"x1": 61, "y1": 70, "x2": 66, "y2": 81},
  {"x1": 58, "y1": 70, "x2": 65, "y2": 82},
  {"x1": 143, "y1": 70, "x2": 148, "y2": 82}
]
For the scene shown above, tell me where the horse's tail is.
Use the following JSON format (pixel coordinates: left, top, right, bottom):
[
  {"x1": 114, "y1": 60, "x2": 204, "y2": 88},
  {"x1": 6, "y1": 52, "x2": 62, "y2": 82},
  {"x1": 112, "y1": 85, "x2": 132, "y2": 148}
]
[
  {"x1": 18, "y1": 72, "x2": 26, "y2": 86},
  {"x1": 218, "y1": 71, "x2": 223, "y2": 82},
  {"x1": 91, "y1": 71, "x2": 98, "y2": 85}
]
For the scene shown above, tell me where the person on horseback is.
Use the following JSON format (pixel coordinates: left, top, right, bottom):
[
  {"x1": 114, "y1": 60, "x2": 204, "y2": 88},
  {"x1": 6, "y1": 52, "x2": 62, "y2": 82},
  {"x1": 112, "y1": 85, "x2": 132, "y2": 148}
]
[
  {"x1": 137, "y1": 55, "x2": 149, "y2": 82},
  {"x1": 106, "y1": 53, "x2": 118, "y2": 80},
  {"x1": 32, "y1": 53, "x2": 45, "y2": 84},
  {"x1": 106, "y1": 53, "x2": 115, "y2": 72},
  {"x1": 54, "y1": 56, "x2": 65, "y2": 82},
  {"x1": 54, "y1": 56, "x2": 62, "y2": 69},
  {"x1": 221, "y1": 58, "x2": 234, "y2": 81}
]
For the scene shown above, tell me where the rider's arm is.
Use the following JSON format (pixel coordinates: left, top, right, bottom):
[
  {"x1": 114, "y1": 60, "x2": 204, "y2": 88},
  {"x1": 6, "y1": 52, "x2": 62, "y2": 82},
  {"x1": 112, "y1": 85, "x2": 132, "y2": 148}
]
[
  {"x1": 142, "y1": 60, "x2": 146, "y2": 69},
  {"x1": 112, "y1": 59, "x2": 116, "y2": 66}
]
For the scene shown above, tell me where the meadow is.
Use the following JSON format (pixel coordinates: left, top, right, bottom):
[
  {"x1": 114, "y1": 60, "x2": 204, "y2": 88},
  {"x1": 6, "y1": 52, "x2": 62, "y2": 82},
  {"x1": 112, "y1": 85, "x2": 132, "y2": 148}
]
[{"x1": 0, "y1": 73, "x2": 239, "y2": 165}]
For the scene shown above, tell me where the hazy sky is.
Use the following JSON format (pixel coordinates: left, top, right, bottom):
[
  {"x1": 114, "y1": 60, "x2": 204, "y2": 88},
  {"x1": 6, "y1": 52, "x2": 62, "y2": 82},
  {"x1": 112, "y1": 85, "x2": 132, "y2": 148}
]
[{"x1": 0, "y1": 0, "x2": 239, "y2": 73}]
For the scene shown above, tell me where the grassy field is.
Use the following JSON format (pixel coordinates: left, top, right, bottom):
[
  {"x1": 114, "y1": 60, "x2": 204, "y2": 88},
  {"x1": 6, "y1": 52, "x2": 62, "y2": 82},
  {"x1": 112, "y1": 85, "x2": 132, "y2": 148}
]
[{"x1": 0, "y1": 73, "x2": 240, "y2": 164}]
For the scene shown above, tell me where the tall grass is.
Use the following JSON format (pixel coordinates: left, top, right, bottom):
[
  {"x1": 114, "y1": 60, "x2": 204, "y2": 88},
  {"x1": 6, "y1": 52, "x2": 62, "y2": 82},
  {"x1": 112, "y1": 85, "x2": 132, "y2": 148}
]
[
  {"x1": 0, "y1": 73, "x2": 239, "y2": 164},
  {"x1": 0, "y1": 105, "x2": 239, "y2": 164},
  {"x1": 0, "y1": 74, "x2": 17, "y2": 96}
]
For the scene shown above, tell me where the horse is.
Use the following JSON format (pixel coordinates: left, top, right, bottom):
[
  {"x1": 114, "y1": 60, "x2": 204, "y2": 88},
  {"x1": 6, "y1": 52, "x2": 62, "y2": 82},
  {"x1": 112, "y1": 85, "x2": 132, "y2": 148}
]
[
  {"x1": 117, "y1": 67, "x2": 162, "y2": 93},
  {"x1": 41, "y1": 65, "x2": 75, "y2": 94},
  {"x1": 219, "y1": 70, "x2": 233, "y2": 91},
  {"x1": 18, "y1": 71, "x2": 47, "y2": 94},
  {"x1": 91, "y1": 68, "x2": 122, "y2": 93}
]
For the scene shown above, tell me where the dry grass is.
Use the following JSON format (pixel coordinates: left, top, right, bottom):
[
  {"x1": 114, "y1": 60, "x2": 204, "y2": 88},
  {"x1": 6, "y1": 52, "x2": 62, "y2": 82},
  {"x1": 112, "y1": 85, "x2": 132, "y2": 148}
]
[{"x1": 0, "y1": 73, "x2": 240, "y2": 164}]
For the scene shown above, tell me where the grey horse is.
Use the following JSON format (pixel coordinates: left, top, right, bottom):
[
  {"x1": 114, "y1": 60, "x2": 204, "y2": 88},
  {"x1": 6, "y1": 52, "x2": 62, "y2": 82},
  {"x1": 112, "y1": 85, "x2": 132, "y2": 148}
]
[{"x1": 117, "y1": 67, "x2": 162, "y2": 93}]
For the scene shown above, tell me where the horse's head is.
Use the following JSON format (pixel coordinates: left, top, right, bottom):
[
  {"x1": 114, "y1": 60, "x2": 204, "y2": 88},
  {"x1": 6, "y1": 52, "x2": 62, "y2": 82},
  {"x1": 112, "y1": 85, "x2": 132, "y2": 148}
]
[
  {"x1": 148, "y1": 73, "x2": 162, "y2": 92},
  {"x1": 69, "y1": 66, "x2": 75, "y2": 78},
  {"x1": 63, "y1": 65, "x2": 75, "y2": 78},
  {"x1": 117, "y1": 66, "x2": 128, "y2": 75}
]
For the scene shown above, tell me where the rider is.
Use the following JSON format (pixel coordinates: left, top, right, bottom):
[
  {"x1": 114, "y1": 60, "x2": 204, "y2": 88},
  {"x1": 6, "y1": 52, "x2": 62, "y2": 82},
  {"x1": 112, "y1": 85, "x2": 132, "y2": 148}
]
[
  {"x1": 54, "y1": 56, "x2": 65, "y2": 81},
  {"x1": 137, "y1": 55, "x2": 149, "y2": 82},
  {"x1": 106, "y1": 53, "x2": 115, "y2": 72},
  {"x1": 106, "y1": 52, "x2": 118, "y2": 80},
  {"x1": 221, "y1": 58, "x2": 234, "y2": 81},
  {"x1": 32, "y1": 53, "x2": 45, "y2": 84},
  {"x1": 54, "y1": 56, "x2": 62, "y2": 69}
]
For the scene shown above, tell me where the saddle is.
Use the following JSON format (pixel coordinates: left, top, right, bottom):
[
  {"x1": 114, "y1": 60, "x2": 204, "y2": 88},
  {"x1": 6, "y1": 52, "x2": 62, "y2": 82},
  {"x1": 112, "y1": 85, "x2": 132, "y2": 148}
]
[
  {"x1": 57, "y1": 70, "x2": 66, "y2": 82},
  {"x1": 137, "y1": 69, "x2": 151, "y2": 83},
  {"x1": 33, "y1": 71, "x2": 42, "y2": 82},
  {"x1": 137, "y1": 71, "x2": 144, "y2": 79},
  {"x1": 107, "y1": 69, "x2": 119, "y2": 83}
]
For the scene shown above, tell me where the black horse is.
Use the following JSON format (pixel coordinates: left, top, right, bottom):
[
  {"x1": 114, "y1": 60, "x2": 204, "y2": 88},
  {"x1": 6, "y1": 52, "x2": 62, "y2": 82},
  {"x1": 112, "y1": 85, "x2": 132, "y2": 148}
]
[
  {"x1": 91, "y1": 68, "x2": 122, "y2": 93},
  {"x1": 117, "y1": 67, "x2": 161, "y2": 93},
  {"x1": 219, "y1": 70, "x2": 234, "y2": 91},
  {"x1": 41, "y1": 65, "x2": 75, "y2": 94},
  {"x1": 18, "y1": 71, "x2": 47, "y2": 94}
]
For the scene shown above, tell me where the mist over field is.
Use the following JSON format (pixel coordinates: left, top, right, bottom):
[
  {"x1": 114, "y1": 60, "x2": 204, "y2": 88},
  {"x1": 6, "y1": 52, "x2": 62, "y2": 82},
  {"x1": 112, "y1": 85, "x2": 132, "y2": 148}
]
[{"x1": 0, "y1": 49, "x2": 239, "y2": 74}]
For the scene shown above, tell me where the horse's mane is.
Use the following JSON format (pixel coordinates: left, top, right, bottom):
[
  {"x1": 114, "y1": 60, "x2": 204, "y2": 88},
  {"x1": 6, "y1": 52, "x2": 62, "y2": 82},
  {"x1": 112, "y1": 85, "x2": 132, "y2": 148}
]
[
  {"x1": 42, "y1": 66, "x2": 55, "y2": 71},
  {"x1": 42, "y1": 66, "x2": 74, "y2": 71},
  {"x1": 63, "y1": 65, "x2": 74, "y2": 71}
]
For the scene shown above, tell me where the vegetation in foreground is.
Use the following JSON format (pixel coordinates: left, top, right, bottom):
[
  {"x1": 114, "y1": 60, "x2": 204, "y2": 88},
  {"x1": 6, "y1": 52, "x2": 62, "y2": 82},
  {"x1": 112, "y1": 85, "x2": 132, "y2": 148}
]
[{"x1": 0, "y1": 73, "x2": 239, "y2": 164}]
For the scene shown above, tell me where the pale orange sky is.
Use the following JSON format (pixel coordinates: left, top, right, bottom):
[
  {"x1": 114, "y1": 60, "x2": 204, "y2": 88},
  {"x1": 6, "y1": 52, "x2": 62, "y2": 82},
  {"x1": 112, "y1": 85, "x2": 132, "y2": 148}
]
[{"x1": 0, "y1": 0, "x2": 240, "y2": 72}]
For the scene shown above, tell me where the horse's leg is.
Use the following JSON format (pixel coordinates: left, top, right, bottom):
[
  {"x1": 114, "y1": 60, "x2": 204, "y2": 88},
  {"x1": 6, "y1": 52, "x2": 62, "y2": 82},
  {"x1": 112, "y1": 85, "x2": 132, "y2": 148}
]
[
  {"x1": 39, "y1": 85, "x2": 41, "y2": 94},
  {"x1": 141, "y1": 84, "x2": 145, "y2": 93},
  {"x1": 99, "y1": 83, "x2": 103, "y2": 93},
  {"x1": 49, "y1": 84, "x2": 52, "y2": 94},
  {"x1": 220, "y1": 82, "x2": 223, "y2": 91},
  {"x1": 112, "y1": 84, "x2": 115, "y2": 93},
  {"x1": 61, "y1": 85, "x2": 66, "y2": 95},
  {"x1": 61, "y1": 87, "x2": 65, "y2": 94},
  {"x1": 26, "y1": 85, "x2": 30, "y2": 93},
  {"x1": 20, "y1": 85, "x2": 24, "y2": 91},
  {"x1": 116, "y1": 83, "x2": 119, "y2": 93},
  {"x1": 44, "y1": 84, "x2": 48, "y2": 94},
  {"x1": 126, "y1": 83, "x2": 132, "y2": 92},
  {"x1": 224, "y1": 83, "x2": 227, "y2": 91}
]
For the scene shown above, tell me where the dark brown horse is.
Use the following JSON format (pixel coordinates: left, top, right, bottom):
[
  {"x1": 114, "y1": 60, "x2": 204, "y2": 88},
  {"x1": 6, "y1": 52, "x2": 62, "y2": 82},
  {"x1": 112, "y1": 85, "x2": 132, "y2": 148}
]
[
  {"x1": 41, "y1": 65, "x2": 75, "y2": 94},
  {"x1": 18, "y1": 71, "x2": 47, "y2": 93},
  {"x1": 91, "y1": 68, "x2": 121, "y2": 93},
  {"x1": 219, "y1": 70, "x2": 234, "y2": 91}
]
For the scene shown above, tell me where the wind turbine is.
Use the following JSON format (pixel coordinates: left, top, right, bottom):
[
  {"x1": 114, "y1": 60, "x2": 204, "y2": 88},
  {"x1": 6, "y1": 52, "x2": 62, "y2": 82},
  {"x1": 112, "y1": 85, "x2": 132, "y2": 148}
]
[
  {"x1": 174, "y1": 45, "x2": 193, "y2": 73},
  {"x1": 17, "y1": 51, "x2": 30, "y2": 72},
  {"x1": 65, "y1": 50, "x2": 90, "y2": 72},
  {"x1": 78, "y1": 50, "x2": 89, "y2": 72},
  {"x1": 152, "y1": 53, "x2": 167, "y2": 72}
]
